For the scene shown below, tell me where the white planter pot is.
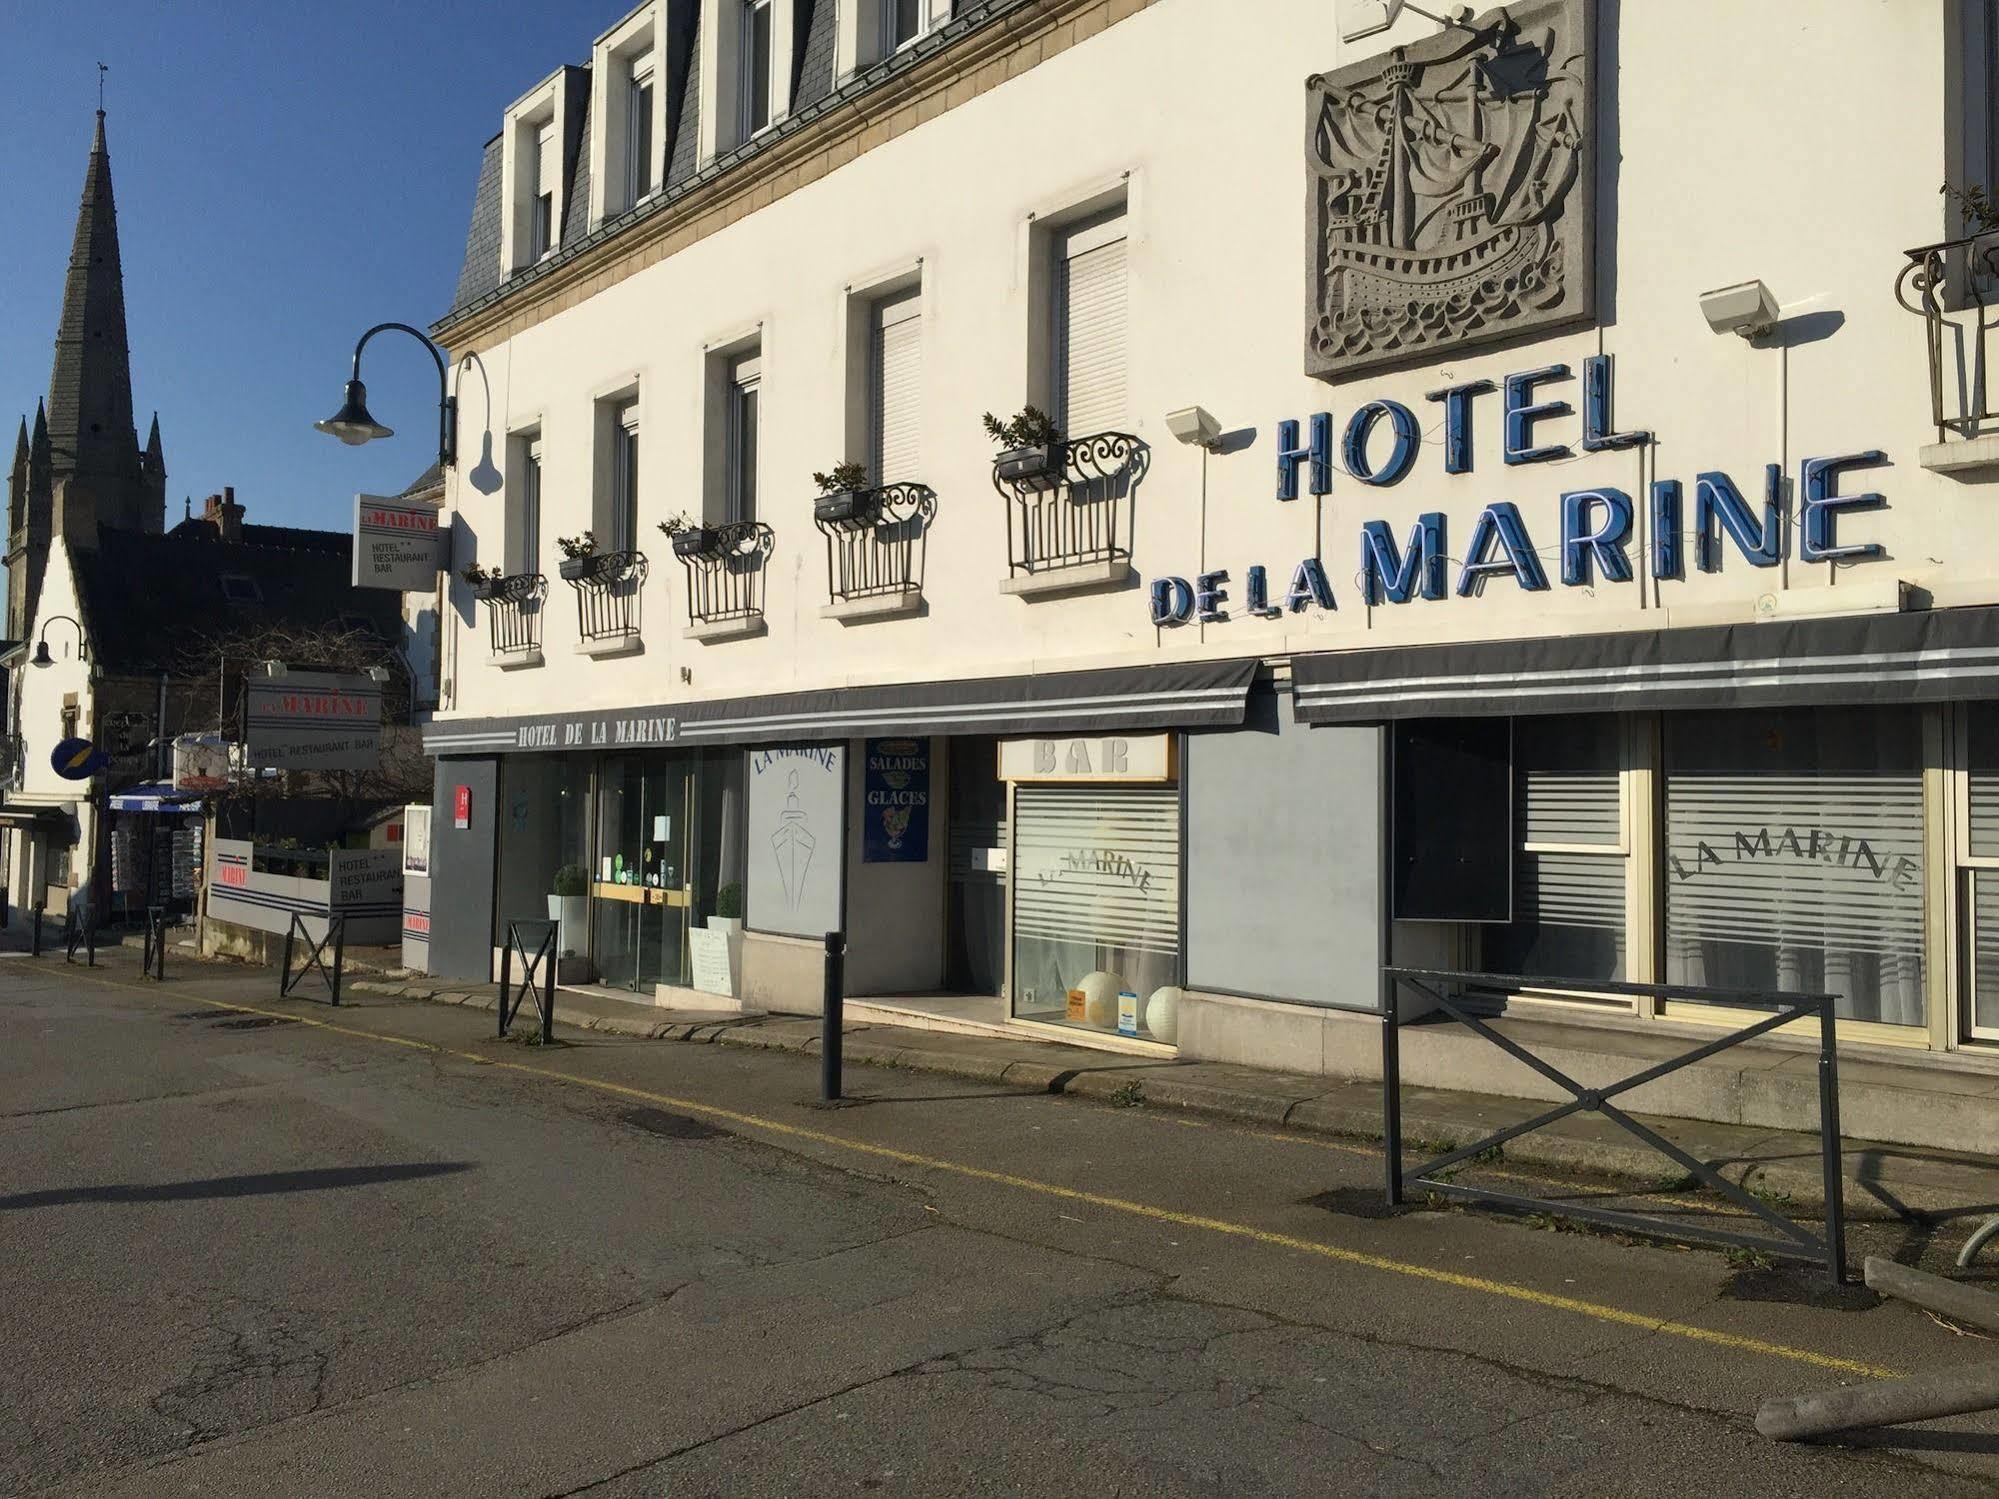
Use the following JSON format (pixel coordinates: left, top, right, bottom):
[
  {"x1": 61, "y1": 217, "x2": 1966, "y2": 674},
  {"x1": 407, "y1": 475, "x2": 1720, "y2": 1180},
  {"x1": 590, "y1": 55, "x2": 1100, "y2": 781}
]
[{"x1": 547, "y1": 893, "x2": 588, "y2": 958}]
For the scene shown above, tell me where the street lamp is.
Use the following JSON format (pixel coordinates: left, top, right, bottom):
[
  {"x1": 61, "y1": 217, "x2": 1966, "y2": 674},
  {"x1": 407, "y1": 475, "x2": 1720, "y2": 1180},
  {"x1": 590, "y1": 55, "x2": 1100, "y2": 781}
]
[
  {"x1": 315, "y1": 322, "x2": 457, "y2": 469},
  {"x1": 30, "y1": 614, "x2": 86, "y2": 668}
]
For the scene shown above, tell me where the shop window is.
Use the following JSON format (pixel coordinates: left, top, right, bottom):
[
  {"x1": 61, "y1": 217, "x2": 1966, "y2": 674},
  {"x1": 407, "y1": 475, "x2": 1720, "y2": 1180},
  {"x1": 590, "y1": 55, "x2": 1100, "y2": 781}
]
[
  {"x1": 1663, "y1": 707, "x2": 1925, "y2": 1025},
  {"x1": 1485, "y1": 715, "x2": 1627, "y2": 986},
  {"x1": 1962, "y1": 702, "x2": 1999, "y2": 1039},
  {"x1": 492, "y1": 756, "x2": 591, "y2": 960},
  {"x1": 1010, "y1": 783, "x2": 1179, "y2": 1039}
]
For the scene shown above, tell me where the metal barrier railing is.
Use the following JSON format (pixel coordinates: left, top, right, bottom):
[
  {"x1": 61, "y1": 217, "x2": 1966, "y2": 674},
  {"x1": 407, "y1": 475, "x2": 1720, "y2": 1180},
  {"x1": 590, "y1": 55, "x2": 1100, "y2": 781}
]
[
  {"x1": 140, "y1": 905, "x2": 167, "y2": 981},
  {"x1": 1380, "y1": 967, "x2": 1848, "y2": 1286},
  {"x1": 280, "y1": 912, "x2": 346, "y2": 1006},
  {"x1": 567, "y1": 550, "x2": 648, "y2": 644},
  {"x1": 817, "y1": 484, "x2": 935, "y2": 605},
  {"x1": 677, "y1": 521, "x2": 774, "y2": 629},
  {"x1": 498, "y1": 919, "x2": 557, "y2": 1043},
  {"x1": 1897, "y1": 231, "x2": 1999, "y2": 443},
  {"x1": 480, "y1": 572, "x2": 547, "y2": 656}
]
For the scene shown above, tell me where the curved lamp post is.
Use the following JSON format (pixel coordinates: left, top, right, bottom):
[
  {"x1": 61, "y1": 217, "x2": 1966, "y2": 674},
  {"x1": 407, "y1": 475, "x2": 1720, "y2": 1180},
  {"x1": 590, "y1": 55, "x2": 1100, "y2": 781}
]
[
  {"x1": 30, "y1": 614, "x2": 86, "y2": 668},
  {"x1": 315, "y1": 322, "x2": 457, "y2": 470}
]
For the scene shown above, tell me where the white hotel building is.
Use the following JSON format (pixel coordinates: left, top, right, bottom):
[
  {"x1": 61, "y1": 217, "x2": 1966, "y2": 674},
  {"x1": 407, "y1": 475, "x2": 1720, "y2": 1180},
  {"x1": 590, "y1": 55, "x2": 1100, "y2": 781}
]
[{"x1": 415, "y1": 0, "x2": 1999, "y2": 1151}]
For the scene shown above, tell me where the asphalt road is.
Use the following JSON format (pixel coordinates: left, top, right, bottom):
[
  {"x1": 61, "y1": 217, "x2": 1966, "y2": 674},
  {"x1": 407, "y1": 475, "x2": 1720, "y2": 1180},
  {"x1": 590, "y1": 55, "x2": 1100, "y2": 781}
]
[{"x1": 4, "y1": 953, "x2": 1999, "y2": 1498}]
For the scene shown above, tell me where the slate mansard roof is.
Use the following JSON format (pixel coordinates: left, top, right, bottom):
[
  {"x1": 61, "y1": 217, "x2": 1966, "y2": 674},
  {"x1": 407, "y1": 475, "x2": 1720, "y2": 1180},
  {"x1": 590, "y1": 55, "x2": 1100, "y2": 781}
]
[{"x1": 439, "y1": 0, "x2": 990, "y2": 333}]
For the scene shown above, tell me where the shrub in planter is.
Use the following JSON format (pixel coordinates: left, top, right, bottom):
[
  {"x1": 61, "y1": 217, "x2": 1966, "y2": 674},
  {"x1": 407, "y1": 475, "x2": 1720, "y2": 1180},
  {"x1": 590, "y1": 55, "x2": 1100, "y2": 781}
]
[
  {"x1": 713, "y1": 881, "x2": 744, "y2": 920},
  {"x1": 811, "y1": 461, "x2": 878, "y2": 524},
  {"x1": 461, "y1": 563, "x2": 508, "y2": 600},
  {"x1": 983, "y1": 406, "x2": 1064, "y2": 488},
  {"x1": 555, "y1": 531, "x2": 606, "y2": 582},
  {"x1": 659, "y1": 513, "x2": 716, "y2": 558}
]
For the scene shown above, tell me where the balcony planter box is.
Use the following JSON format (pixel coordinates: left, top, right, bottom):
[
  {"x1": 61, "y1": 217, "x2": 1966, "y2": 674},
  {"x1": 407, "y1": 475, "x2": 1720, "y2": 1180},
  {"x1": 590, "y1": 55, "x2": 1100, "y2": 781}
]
[
  {"x1": 672, "y1": 526, "x2": 720, "y2": 559},
  {"x1": 472, "y1": 574, "x2": 511, "y2": 602},
  {"x1": 557, "y1": 554, "x2": 608, "y2": 583},
  {"x1": 812, "y1": 488, "x2": 881, "y2": 526},
  {"x1": 994, "y1": 442, "x2": 1062, "y2": 490}
]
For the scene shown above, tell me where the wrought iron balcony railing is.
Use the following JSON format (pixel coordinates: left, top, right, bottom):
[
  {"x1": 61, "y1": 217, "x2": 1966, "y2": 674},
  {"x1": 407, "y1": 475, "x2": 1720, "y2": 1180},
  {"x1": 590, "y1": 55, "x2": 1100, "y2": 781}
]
[
  {"x1": 989, "y1": 431, "x2": 1147, "y2": 581},
  {"x1": 674, "y1": 521, "x2": 773, "y2": 634},
  {"x1": 1898, "y1": 231, "x2": 1999, "y2": 443},
  {"x1": 475, "y1": 572, "x2": 547, "y2": 658},
  {"x1": 814, "y1": 483, "x2": 936, "y2": 614},
  {"x1": 560, "y1": 550, "x2": 649, "y2": 648}
]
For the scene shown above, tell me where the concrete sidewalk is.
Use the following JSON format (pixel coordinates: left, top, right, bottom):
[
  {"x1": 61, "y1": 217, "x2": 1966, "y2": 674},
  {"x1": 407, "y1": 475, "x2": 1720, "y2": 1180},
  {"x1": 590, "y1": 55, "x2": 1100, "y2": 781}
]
[{"x1": 346, "y1": 970, "x2": 1999, "y2": 1230}]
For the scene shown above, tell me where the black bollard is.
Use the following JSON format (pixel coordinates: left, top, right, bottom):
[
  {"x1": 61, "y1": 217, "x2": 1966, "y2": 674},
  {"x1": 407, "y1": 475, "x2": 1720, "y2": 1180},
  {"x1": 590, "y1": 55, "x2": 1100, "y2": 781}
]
[
  {"x1": 30, "y1": 902, "x2": 42, "y2": 958},
  {"x1": 821, "y1": 930, "x2": 845, "y2": 1102}
]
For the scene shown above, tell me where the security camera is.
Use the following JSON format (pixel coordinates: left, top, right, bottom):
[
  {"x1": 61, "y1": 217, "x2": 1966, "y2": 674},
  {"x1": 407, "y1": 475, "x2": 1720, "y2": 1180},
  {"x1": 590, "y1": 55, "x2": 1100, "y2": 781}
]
[
  {"x1": 1165, "y1": 405, "x2": 1222, "y2": 449},
  {"x1": 1698, "y1": 280, "x2": 1779, "y2": 340}
]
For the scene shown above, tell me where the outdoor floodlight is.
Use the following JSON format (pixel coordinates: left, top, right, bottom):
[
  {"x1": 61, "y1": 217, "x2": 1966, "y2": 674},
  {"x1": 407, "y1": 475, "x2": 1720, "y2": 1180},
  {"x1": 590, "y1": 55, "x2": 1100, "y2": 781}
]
[
  {"x1": 1165, "y1": 405, "x2": 1223, "y2": 450},
  {"x1": 1699, "y1": 280, "x2": 1780, "y2": 340}
]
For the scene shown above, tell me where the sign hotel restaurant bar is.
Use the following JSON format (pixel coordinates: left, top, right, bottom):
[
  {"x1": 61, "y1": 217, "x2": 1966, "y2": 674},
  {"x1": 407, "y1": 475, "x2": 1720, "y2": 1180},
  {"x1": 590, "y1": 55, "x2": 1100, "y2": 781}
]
[{"x1": 1148, "y1": 356, "x2": 1888, "y2": 627}]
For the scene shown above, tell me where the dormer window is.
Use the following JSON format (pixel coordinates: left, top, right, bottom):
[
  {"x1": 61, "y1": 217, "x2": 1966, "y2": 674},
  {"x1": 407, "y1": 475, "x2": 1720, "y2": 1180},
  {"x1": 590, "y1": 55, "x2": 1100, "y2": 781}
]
[
  {"x1": 627, "y1": 48, "x2": 657, "y2": 205},
  {"x1": 529, "y1": 120, "x2": 557, "y2": 260},
  {"x1": 883, "y1": 0, "x2": 923, "y2": 53},
  {"x1": 741, "y1": 0, "x2": 773, "y2": 138}
]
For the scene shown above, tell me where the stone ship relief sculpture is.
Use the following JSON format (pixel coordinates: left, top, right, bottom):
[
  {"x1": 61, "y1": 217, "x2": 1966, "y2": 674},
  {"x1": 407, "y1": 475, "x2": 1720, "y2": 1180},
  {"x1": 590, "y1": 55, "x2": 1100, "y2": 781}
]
[{"x1": 1306, "y1": 0, "x2": 1592, "y2": 379}]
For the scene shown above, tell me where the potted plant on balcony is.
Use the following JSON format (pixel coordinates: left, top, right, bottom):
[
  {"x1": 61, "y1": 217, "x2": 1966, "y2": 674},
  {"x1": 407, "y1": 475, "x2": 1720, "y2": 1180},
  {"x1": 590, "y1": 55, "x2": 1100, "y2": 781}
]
[
  {"x1": 546, "y1": 862, "x2": 589, "y2": 962},
  {"x1": 811, "y1": 461, "x2": 877, "y2": 524},
  {"x1": 555, "y1": 531, "x2": 609, "y2": 582},
  {"x1": 460, "y1": 562, "x2": 509, "y2": 600},
  {"x1": 660, "y1": 512, "x2": 717, "y2": 559},
  {"x1": 983, "y1": 406, "x2": 1064, "y2": 489}
]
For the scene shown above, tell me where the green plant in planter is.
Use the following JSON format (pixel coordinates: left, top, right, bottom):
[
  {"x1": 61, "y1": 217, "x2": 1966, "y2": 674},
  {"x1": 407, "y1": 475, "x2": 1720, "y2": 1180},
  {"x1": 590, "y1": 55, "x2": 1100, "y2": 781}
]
[
  {"x1": 712, "y1": 882, "x2": 744, "y2": 919},
  {"x1": 460, "y1": 562, "x2": 499, "y2": 587},
  {"x1": 551, "y1": 863, "x2": 590, "y2": 896},
  {"x1": 981, "y1": 405, "x2": 1063, "y2": 450},
  {"x1": 812, "y1": 461, "x2": 869, "y2": 495},
  {"x1": 555, "y1": 531, "x2": 598, "y2": 559},
  {"x1": 1945, "y1": 181, "x2": 1999, "y2": 235}
]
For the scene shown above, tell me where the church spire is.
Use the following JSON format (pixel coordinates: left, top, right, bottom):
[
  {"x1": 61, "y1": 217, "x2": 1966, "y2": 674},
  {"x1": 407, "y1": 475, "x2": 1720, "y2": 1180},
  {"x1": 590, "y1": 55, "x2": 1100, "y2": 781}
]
[
  {"x1": 142, "y1": 411, "x2": 163, "y2": 471},
  {"x1": 45, "y1": 108, "x2": 140, "y2": 505}
]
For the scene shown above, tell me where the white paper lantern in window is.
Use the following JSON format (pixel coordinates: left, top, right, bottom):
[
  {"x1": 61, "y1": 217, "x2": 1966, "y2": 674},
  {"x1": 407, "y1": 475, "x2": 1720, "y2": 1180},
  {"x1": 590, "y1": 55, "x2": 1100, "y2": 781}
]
[{"x1": 1145, "y1": 985, "x2": 1183, "y2": 1045}]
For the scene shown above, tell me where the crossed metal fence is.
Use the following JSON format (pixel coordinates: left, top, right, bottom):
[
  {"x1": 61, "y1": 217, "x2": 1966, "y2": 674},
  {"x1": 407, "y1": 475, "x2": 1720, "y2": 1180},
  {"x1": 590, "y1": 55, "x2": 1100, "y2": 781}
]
[
  {"x1": 498, "y1": 919, "x2": 557, "y2": 1044},
  {"x1": 280, "y1": 912, "x2": 347, "y2": 1006},
  {"x1": 1380, "y1": 967, "x2": 1848, "y2": 1286}
]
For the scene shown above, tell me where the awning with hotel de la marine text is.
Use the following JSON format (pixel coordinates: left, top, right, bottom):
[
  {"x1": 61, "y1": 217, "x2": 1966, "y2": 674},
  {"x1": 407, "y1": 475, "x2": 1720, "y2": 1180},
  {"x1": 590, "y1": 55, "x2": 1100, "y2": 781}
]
[
  {"x1": 422, "y1": 657, "x2": 1261, "y2": 756},
  {"x1": 1292, "y1": 604, "x2": 1999, "y2": 724}
]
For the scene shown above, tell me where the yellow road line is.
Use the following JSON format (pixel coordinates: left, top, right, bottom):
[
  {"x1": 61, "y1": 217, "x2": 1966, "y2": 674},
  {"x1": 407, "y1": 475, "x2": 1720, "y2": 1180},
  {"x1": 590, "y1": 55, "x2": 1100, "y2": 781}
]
[{"x1": 49, "y1": 971, "x2": 1898, "y2": 1380}]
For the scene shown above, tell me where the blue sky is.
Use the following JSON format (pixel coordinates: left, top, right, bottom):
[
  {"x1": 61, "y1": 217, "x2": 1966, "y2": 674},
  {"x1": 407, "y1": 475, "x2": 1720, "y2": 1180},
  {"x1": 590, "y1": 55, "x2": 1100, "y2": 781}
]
[{"x1": 1, "y1": 1, "x2": 633, "y2": 534}]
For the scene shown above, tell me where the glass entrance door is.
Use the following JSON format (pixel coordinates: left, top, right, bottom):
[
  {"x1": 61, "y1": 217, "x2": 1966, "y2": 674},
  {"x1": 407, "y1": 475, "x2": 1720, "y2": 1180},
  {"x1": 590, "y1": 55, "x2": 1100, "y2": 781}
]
[{"x1": 592, "y1": 754, "x2": 693, "y2": 992}]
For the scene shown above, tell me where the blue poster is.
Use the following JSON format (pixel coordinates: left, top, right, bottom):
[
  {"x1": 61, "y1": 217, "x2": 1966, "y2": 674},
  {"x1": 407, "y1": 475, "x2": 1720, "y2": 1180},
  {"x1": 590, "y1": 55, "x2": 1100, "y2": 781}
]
[{"x1": 863, "y1": 737, "x2": 930, "y2": 863}]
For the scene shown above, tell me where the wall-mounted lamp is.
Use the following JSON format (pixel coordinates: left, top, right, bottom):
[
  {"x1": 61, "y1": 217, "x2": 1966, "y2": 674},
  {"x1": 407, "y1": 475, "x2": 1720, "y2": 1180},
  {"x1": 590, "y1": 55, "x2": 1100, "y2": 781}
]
[
  {"x1": 315, "y1": 321, "x2": 458, "y2": 469},
  {"x1": 1698, "y1": 280, "x2": 1780, "y2": 340},
  {"x1": 1165, "y1": 405, "x2": 1223, "y2": 451},
  {"x1": 29, "y1": 615, "x2": 85, "y2": 668}
]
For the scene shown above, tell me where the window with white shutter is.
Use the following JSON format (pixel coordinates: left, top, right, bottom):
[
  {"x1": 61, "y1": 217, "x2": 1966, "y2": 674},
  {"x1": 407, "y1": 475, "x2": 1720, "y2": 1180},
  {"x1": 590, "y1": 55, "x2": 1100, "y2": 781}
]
[
  {"x1": 1056, "y1": 213, "x2": 1128, "y2": 437},
  {"x1": 1663, "y1": 707, "x2": 1925, "y2": 1026},
  {"x1": 1010, "y1": 784, "x2": 1179, "y2": 1037},
  {"x1": 870, "y1": 289, "x2": 921, "y2": 484}
]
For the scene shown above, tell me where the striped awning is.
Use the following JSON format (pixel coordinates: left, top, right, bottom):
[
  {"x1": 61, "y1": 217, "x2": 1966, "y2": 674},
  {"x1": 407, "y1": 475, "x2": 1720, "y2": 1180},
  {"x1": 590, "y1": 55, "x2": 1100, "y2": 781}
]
[
  {"x1": 1293, "y1": 606, "x2": 1999, "y2": 723},
  {"x1": 424, "y1": 657, "x2": 1259, "y2": 756}
]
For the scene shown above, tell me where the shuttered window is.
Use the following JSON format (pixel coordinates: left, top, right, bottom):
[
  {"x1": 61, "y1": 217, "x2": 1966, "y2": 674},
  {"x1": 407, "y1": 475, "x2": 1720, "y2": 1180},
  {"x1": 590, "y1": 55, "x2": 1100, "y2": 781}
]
[
  {"x1": 531, "y1": 120, "x2": 558, "y2": 258},
  {"x1": 626, "y1": 50, "x2": 656, "y2": 206},
  {"x1": 1011, "y1": 784, "x2": 1179, "y2": 1033},
  {"x1": 1663, "y1": 708, "x2": 1925, "y2": 1026},
  {"x1": 871, "y1": 290, "x2": 922, "y2": 484},
  {"x1": 1486, "y1": 716, "x2": 1626, "y2": 986},
  {"x1": 1056, "y1": 215, "x2": 1127, "y2": 436}
]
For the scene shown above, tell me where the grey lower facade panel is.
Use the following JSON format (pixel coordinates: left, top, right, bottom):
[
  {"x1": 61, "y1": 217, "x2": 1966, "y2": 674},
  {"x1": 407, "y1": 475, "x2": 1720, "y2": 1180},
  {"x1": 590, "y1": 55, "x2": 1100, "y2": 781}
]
[
  {"x1": 423, "y1": 657, "x2": 1259, "y2": 756},
  {"x1": 1183, "y1": 687, "x2": 1384, "y2": 1013},
  {"x1": 427, "y1": 757, "x2": 497, "y2": 982},
  {"x1": 1293, "y1": 604, "x2": 1999, "y2": 723}
]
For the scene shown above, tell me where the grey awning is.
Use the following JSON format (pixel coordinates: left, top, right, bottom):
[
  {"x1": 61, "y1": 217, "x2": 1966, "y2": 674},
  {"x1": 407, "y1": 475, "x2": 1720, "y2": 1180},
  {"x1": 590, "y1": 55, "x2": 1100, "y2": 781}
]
[
  {"x1": 424, "y1": 657, "x2": 1260, "y2": 755},
  {"x1": 1293, "y1": 606, "x2": 1999, "y2": 723}
]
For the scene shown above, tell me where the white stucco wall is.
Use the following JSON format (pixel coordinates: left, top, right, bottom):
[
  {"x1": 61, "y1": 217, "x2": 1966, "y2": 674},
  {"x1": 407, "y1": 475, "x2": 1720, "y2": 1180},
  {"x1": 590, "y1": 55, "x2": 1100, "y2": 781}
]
[{"x1": 430, "y1": 0, "x2": 1971, "y2": 731}]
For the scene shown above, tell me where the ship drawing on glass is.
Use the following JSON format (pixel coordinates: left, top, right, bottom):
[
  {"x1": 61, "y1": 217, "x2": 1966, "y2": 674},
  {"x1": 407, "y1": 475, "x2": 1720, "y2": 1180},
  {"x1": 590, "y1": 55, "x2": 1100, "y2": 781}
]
[
  {"x1": 1306, "y1": 2, "x2": 1589, "y2": 377},
  {"x1": 770, "y1": 769, "x2": 817, "y2": 911}
]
